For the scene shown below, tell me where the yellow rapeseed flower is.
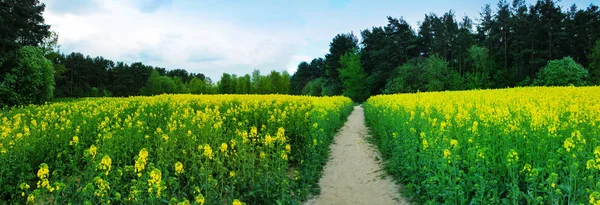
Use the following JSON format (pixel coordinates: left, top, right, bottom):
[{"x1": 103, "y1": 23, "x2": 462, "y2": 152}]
[
  {"x1": 69, "y1": 136, "x2": 79, "y2": 146},
  {"x1": 88, "y1": 145, "x2": 98, "y2": 159},
  {"x1": 506, "y1": 149, "x2": 519, "y2": 166},
  {"x1": 135, "y1": 148, "x2": 149, "y2": 176},
  {"x1": 175, "y1": 161, "x2": 184, "y2": 175},
  {"x1": 443, "y1": 149, "x2": 451, "y2": 158},
  {"x1": 220, "y1": 143, "x2": 228, "y2": 152},
  {"x1": 450, "y1": 139, "x2": 458, "y2": 148},
  {"x1": 260, "y1": 151, "x2": 266, "y2": 159},
  {"x1": 202, "y1": 144, "x2": 213, "y2": 160},
  {"x1": 590, "y1": 192, "x2": 600, "y2": 205},
  {"x1": 98, "y1": 155, "x2": 112, "y2": 175},
  {"x1": 195, "y1": 193, "x2": 205, "y2": 205}
]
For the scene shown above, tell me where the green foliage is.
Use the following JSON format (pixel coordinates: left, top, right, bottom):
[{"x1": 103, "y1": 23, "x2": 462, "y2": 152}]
[
  {"x1": 322, "y1": 33, "x2": 359, "y2": 96},
  {"x1": 140, "y1": 70, "x2": 183, "y2": 95},
  {"x1": 338, "y1": 51, "x2": 369, "y2": 102},
  {"x1": 464, "y1": 45, "x2": 494, "y2": 89},
  {"x1": 188, "y1": 78, "x2": 215, "y2": 94},
  {"x1": 0, "y1": 46, "x2": 54, "y2": 107},
  {"x1": 218, "y1": 73, "x2": 233, "y2": 94},
  {"x1": 589, "y1": 39, "x2": 600, "y2": 84},
  {"x1": 422, "y1": 55, "x2": 450, "y2": 91},
  {"x1": 383, "y1": 60, "x2": 421, "y2": 94},
  {"x1": 533, "y1": 57, "x2": 589, "y2": 86},
  {"x1": 0, "y1": 0, "x2": 50, "y2": 57},
  {"x1": 384, "y1": 55, "x2": 457, "y2": 94},
  {"x1": 302, "y1": 78, "x2": 324, "y2": 96}
]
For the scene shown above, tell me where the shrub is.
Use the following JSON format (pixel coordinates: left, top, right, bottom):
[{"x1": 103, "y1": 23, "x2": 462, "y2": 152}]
[
  {"x1": 0, "y1": 46, "x2": 54, "y2": 107},
  {"x1": 533, "y1": 57, "x2": 588, "y2": 86}
]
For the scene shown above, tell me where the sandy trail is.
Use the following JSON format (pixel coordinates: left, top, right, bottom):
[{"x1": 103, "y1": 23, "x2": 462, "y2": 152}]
[{"x1": 304, "y1": 106, "x2": 410, "y2": 205}]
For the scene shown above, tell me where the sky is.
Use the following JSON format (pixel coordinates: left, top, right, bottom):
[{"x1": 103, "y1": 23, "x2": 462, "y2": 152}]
[{"x1": 41, "y1": 0, "x2": 596, "y2": 80}]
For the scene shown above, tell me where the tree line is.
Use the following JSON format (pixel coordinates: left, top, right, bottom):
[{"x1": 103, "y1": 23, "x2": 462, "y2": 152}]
[
  {"x1": 290, "y1": 0, "x2": 600, "y2": 102},
  {"x1": 0, "y1": 0, "x2": 291, "y2": 107}
]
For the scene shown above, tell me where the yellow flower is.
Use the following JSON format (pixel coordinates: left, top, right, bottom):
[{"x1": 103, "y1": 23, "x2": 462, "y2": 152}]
[
  {"x1": 450, "y1": 139, "x2": 458, "y2": 147},
  {"x1": 229, "y1": 171, "x2": 235, "y2": 178},
  {"x1": 135, "y1": 148, "x2": 149, "y2": 175},
  {"x1": 195, "y1": 193, "x2": 205, "y2": 205},
  {"x1": 98, "y1": 155, "x2": 112, "y2": 175},
  {"x1": 148, "y1": 168, "x2": 164, "y2": 196},
  {"x1": 94, "y1": 177, "x2": 110, "y2": 198},
  {"x1": 37, "y1": 163, "x2": 49, "y2": 179},
  {"x1": 443, "y1": 149, "x2": 451, "y2": 158},
  {"x1": 587, "y1": 159, "x2": 596, "y2": 170},
  {"x1": 27, "y1": 194, "x2": 34, "y2": 203},
  {"x1": 506, "y1": 149, "x2": 519, "y2": 166},
  {"x1": 260, "y1": 151, "x2": 266, "y2": 159},
  {"x1": 202, "y1": 144, "x2": 213, "y2": 160},
  {"x1": 69, "y1": 136, "x2": 79, "y2": 146},
  {"x1": 175, "y1": 161, "x2": 184, "y2": 175},
  {"x1": 471, "y1": 121, "x2": 478, "y2": 134},
  {"x1": 590, "y1": 192, "x2": 600, "y2": 205},
  {"x1": 232, "y1": 199, "x2": 243, "y2": 205},
  {"x1": 422, "y1": 139, "x2": 429, "y2": 150},
  {"x1": 250, "y1": 126, "x2": 258, "y2": 138},
  {"x1": 563, "y1": 137, "x2": 574, "y2": 152},
  {"x1": 285, "y1": 144, "x2": 291, "y2": 152},
  {"x1": 88, "y1": 145, "x2": 98, "y2": 159},
  {"x1": 521, "y1": 163, "x2": 532, "y2": 172},
  {"x1": 264, "y1": 134, "x2": 275, "y2": 146},
  {"x1": 220, "y1": 143, "x2": 228, "y2": 152},
  {"x1": 281, "y1": 152, "x2": 288, "y2": 160}
]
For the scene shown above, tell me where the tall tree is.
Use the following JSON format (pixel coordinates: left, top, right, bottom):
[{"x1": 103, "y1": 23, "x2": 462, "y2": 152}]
[
  {"x1": 290, "y1": 62, "x2": 311, "y2": 95},
  {"x1": 456, "y1": 16, "x2": 476, "y2": 74},
  {"x1": 339, "y1": 50, "x2": 369, "y2": 102},
  {"x1": 589, "y1": 40, "x2": 600, "y2": 84},
  {"x1": 0, "y1": 0, "x2": 50, "y2": 57},
  {"x1": 323, "y1": 33, "x2": 358, "y2": 96}
]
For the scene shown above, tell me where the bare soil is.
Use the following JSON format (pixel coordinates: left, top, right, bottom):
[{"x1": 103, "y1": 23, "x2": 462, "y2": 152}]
[{"x1": 304, "y1": 106, "x2": 410, "y2": 205}]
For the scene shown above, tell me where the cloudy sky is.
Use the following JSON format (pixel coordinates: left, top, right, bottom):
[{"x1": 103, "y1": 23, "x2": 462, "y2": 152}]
[{"x1": 41, "y1": 0, "x2": 596, "y2": 80}]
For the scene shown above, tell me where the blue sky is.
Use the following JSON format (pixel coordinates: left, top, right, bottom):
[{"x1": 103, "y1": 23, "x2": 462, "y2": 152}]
[{"x1": 41, "y1": 0, "x2": 596, "y2": 80}]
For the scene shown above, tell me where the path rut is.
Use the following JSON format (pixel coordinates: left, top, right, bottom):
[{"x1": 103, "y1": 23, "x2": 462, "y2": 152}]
[{"x1": 304, "y1": 106, "x2": 410, "y2": 205}]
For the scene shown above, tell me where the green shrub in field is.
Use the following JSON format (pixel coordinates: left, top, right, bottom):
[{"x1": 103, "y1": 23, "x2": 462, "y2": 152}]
[
  {"x1": 533, "y1": 57, "x2": 588, "y2": 86},
  {"x1": 0, "y1": 46, "x2": 55, "y2": 107}
]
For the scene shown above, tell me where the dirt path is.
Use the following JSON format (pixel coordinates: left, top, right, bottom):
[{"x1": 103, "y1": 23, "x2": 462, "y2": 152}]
[{"x1": 304, "y1": 106, "x2": 410, "y2": 205}]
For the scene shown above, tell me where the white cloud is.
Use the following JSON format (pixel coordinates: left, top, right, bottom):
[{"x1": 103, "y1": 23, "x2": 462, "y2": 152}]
[{"x1": 43, "y1": 0, "x2": 303, "y2": 80}]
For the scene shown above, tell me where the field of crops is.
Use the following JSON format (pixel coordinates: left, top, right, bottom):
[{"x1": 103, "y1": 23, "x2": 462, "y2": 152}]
[
  {"x1": 365, "y1": 87, "x2": 600, "y2": 204},
  {"x1": 0, "y1": 95, "x2": 353, "y2": 204}
]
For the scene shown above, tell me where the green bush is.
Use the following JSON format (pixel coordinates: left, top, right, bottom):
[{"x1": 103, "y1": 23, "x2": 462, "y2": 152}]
[
  {"x1": 0, "y1": 46, "x2": 55, "y2": 107},
  {"x1": 302, "y1": 78, "x2": 324, "y2": 96},
  {"x1": 533, "y1": 57, "x2": 588, "y2": 86}
]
